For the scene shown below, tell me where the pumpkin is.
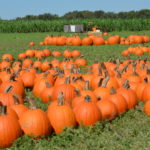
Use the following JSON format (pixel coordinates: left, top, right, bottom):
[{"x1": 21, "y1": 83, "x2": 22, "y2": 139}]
[
  {"x1": 94, "y1": 76, "x2": 110, "y2": 100},
  {"x1": 11, "y1": 96, "x2": 28, "y2": 119},
  {"x1": 135, "y1": 77, "x2": 148, "y2": 101},
  {"x1": 52, "y1": 51, "x2": 62, "y2": 57},
  {"x1": 0, "y1": 70, "x2": 13, "y2": 82},
  {"x1": 74, "y1": 95, "x2": 102, "y2": 126},
  {"x1": 144, "y1": 100, "x2": 150, "y2": 116},
  {"x1": 18, "y1": 53, "x2": 26, "y2": 59},
  {"x1": 1, "y1": 61, "x2": 11, "y2": 70},
  {"x1": 75, "y1": 58, "x2": 87, "y2": 67},
  {"x1": 29, "y1": 42, "x2": 35, "y2": 46},
  {"x1": 96, "y1": 99, "x2": 118, "y2": 120},
  {"x1": 141, "y1": 84, "x2": 150, "y2": 102},
  {"x1": 107, "y1": 35, "x2": 120, "y2": 45},
  {"x1": 0, "y1": 79, "x2": 25, "y2": 98},
  {"x1": 35, "y1": 51, "x2": 45, "y2": 59},
  {"x1": 0, "y1": 86, "x2": 23, "y2": 106},
  {"x1": 56, "y1": 36, "x2": 66, "y2": 46},
  {"x1": 33, "y1": 77, "x2": 53, "y2": 98},
  {"x1": 21, "y1": 70, "x2": 35, "y2": 88},
  {"x1": 47, "y1": 92, "x2": 76, "y2": 133},
  {"x1": 82, "y1": 37, "x2": 93, "y2": 45},
  {"x1": 72, "y1": 36, "x2": 82, "y2": 46},
  {"x1": 72, "y1": 89, "x2": 84, "y2": 108},
  {"x1": 52, "y1": 76, "x2": 76, "y2": 102},
  {"x1": 71, "y1": 50, "x2": 81, "y2": 58},
  {"x1": 26, "y1": 50, "x2": 35, "y2": 57},
  {"x1": 0, "y1": 106, "x2": 22, "y2": 148},
  {"x1": 22, "y1": 59, "x2": 33, "y2": 68},
  {"x1": 80, "y1": 80, "x2": 97, "y2": 103},
  {"x1": 33, "y1": 60, "x2": 42, "y2": 70},
  {"x1": 63, "y1": 49, "x2": 72, "y2": 58},
  {"x1": 117, "y1": 80, "x2": 137, "y2": 109},
  {"x1": 2, "y1": 54, "x2": 13, "y2": 61},
  {"x1": 43, "y1": 49, "x2": 51, "y2": 57},
  {"x1": 19, "y1": 99, "x2": 51, "y2": 139},
  {"x1": 106, "y1": 87, "x2": 128, "y2": 115},
  {"x1": 41, "y1": 82, "x2": 53, "y2": 103},
  {"x1": 41, "y1": 61, "x2": 51, "y2": 72},
  {"x1": 92, "y1": 37, "x2": 105, "y2": 45}
]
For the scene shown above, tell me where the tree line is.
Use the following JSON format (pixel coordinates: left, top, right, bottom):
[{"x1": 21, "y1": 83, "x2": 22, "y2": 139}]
[{"x1": 11, "y1": 9, "x2": 150, "y2": 20}]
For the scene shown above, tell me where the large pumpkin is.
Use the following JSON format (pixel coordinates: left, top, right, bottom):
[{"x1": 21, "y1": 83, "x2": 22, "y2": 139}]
[
  {"x1": 74, "y1": 95, "x2": 102, "y2": 126},
  {"x1": 47, "y1": 92, "x2": 76, "y2": 133},
  {"x1": 0, "y1": 106, "x2": 22, "y2": 148},
  {"x1": 19, "y1": 99, "x2": 51, "y2": 139}
]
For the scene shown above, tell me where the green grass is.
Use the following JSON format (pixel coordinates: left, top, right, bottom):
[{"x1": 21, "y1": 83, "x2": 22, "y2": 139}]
[
  {"x1": 1, "y1": 31, "x2": 150, "y2": 150},
  {"x1": 0, "y1": 19, "x2": 150, "y2": 33}
]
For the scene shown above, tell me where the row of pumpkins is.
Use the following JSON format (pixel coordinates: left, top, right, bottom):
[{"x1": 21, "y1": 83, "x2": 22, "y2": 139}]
[
  {"x1": 29, "y1": 34, "x2": 150, "y2": 46},
  {"x1": 1, "y1": 49, "x2": 150, "y2": 148},
  {"x1": 121, "y1": 46, "x2": 150, "y2": 56}
]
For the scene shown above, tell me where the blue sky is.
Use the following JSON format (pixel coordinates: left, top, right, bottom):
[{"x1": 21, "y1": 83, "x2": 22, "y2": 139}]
[{"x1": 0, "y1": 0, "x2": 150, "y2": 20}]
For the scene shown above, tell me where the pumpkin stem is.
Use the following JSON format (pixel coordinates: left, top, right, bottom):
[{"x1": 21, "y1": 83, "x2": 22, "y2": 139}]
[
  {"x1": 132, "y1": 62, "x2": 138, "y2": 76},
  {"x1": 107, "y1": 57, "x2": 113, "y2": 62},
  {"x1": 121, "y1": 65, "x2": 128, "y2": 73},
  {"x1": 98, "y1": 64, "x2": 102, "y2": 76},
  {"x1": 104, "y1": 70, "x2": 109, "y2": 78},
  {"x1": 58, "y1": 70, "x2": 64, "y2": 78},
  {"x1": 144, "y1": 77, "x2": 148, "y2": 83},
  {"x1": 72, "y1": 76, "x2": 82, "y2": 83},
  {"x1": 94, "y1": 58, "x2": 98, "y2": 64},
  {"x1": 27, "y1": 98, "x2": 37, "y2": 109},
  {"x1": 58, "y1": 92, "x2": 65, "y2": 106},
  {"x1": 101, "y1": 75, "x2": 110, "y2": 87},
  {"x1": 6, "y1": 68, "x2": 11, "y2": 74},
  {"x1": 140, "y1": 63, "x2": 145, "y2": 70},
  {"x1": 70, "y1": 64, "x2": 75, "y2": 73},
  {"x1": 63, "y1": 64, "x2": 67, "y2": 70},
  {"x1": 123, "y1": 80, "x2": 130, "y2": 89},
  {"x1": 65, "y1": 76, "x2": 71, "y2": 84},
  {"x1": 43, "y1": 71, "x2": 49, "y2": 78},
  {"x1": 24, "y1": 68, "x2": 30, "y2": 72},
  {"x1": 110, "y1": 87, "x2": 116, "y2": 94},
  {"x1": 75, "y1": 88, "x2": 81, "y2": 96},
  {"x1": 116, "y1": 58, "x2": 120, "y2": 68},
  {"x1": 101, "y1": 62, "x2": 107, "y2": 70},
  {"x1": 45, "y1": 81, "x2": 51, "y2": 88},
  {"x1": 4, "y1": 85, "x2": 13, "y2": 93},
  {"x1": 84, "y1": 95, "x2": 92, "y2": 102},
  {"x1": 10, "y1": 73, "x2": 17, "y2": 81},
  {"x1": 98, "y1": 78, "x2": 104, "y2": 87},
  {"x1": 79, "y1": 55, "x2": 84, "y2": 58},
  {"x1": 0, "y1": 106, "x2": 7, "y2": 116},
  {"x1": 116, "y1": 70, "x2": 122, "y2": 78},
  {"x1": 146, "y1": 69, "x2": 150, "y2": 75},
  {"x1": 13, "y1": 94, "x2": 20, "y2": 105},
  {"x1": 84, "y1": 80, "x2": 89, "y2": 90}
]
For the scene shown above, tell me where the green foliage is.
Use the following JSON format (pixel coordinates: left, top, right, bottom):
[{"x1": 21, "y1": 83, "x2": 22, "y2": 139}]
[
  {"x1": 1, "y1": 31, "x2": 150, "y2": 150},
  {"x1": 14, "y1": 9, "x2": 150, "y2": 20},
  {"x1": 0, "y1": 18, "x2": 150, "y2": 33}
]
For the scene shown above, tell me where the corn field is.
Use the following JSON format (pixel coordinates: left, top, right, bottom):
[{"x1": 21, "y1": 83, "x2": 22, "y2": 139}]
[{"x1": 0, "y1": 19, "x2": 150, "y2": 33}]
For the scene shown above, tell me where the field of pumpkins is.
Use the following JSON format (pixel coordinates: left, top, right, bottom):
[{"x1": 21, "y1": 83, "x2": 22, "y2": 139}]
[
  {"x1": 1, "y1": 32, "x2": 150, "y2": 149},
  {"x1": 41, "y1": 34, "x2": 150, "y2": 46}
]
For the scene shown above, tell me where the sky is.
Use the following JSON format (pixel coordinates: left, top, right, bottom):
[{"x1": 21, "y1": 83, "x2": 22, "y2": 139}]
[{"x1": 0, "y1": 0, "x2": 150, "y2": 20}]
